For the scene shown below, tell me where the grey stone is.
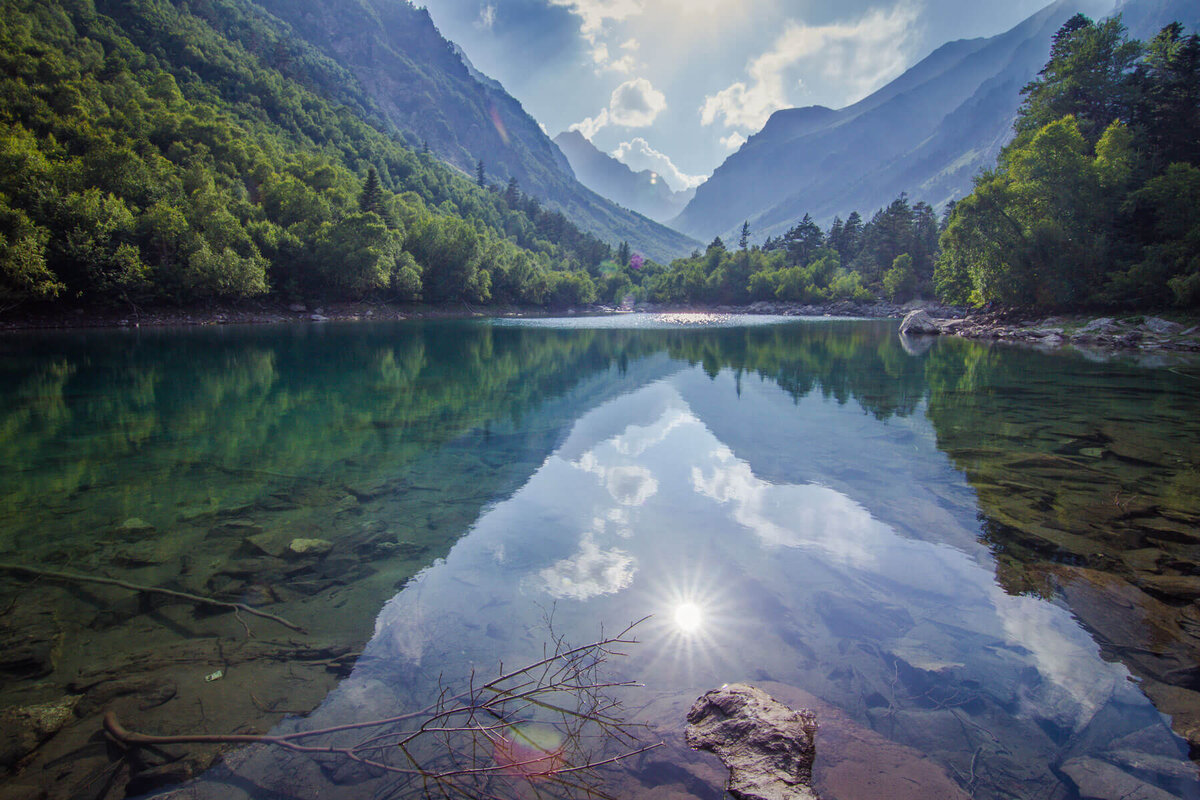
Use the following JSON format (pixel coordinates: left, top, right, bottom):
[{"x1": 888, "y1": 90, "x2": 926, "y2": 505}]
[
  {"x1": 288, "y1": 538, "x2": 334, "y2": 557},
  {"x1": 1060, "y1": 756, "x2": 1181, "y2": 800},
  {"x1": 288, "y1": 303, "x2": 307, "y2": 312},
  {"x1": 1143, "y1": 317, "x2": 1183, "y2": 336},
  {"x1": 0, "y1": 602, "x2": 61, "y2": 679},
  {"x1": 1079, "y1": 317, "x2": 1120, "y2": 334},
  {"x1": 118, "y1": 517, "x2": 156, "y2": 535},
  {"x1": 899, "y1": 309, "x2": 943, "y2": 336},
  {"x1": 0, "y1": 697, "x2": 79, "y2": 768},
  {"x1": 686, "y1": 683, "x2": 820, "y2": 800}
]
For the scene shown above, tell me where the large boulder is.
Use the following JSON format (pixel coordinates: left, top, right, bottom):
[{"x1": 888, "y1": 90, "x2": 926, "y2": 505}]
[
  {"x1": 686, "y1": 683, "x2": 820, "y2": 800},
  {"x1": 898, "y1": 309, "x2": 943, "y2": 336}
]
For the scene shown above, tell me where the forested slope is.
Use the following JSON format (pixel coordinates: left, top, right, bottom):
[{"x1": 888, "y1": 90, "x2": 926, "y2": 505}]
[{"x1": 0, "y1": 0, "x2": 637, "y2": 309}]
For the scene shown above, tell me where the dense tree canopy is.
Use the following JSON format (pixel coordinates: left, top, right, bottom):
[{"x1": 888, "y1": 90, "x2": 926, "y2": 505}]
[
  {"x1": 938, "y1": 16, "x2": 1200, "y2": 309},
  {"x1": 0, "y1": 0, "x2": 614, "y2": 309}
]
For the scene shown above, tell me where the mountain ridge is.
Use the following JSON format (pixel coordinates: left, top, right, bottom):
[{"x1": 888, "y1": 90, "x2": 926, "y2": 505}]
[
  {"x1": 249, "y1": 0, "x2": 698, "y2": 261},
  {"x1": 671, "y1": 0, "x2": 1130, "y2": 242},
  {"x1": 552, "y1": 130, "x2": 696, "y2": 225}
]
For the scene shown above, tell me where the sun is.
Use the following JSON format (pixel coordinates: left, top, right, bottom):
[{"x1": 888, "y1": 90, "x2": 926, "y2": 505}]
[{"x1": 673, "y1": 601, "x2": 704, "y2": 633}]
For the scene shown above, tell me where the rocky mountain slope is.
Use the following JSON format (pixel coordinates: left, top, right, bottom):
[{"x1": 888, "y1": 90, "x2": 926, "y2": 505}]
[
  {"x1": 248, "y1": 0, "x2": 698, "y2": 261},
  {"x1": 672, "y1": 0, "x2": 1195, "y2": 243}
]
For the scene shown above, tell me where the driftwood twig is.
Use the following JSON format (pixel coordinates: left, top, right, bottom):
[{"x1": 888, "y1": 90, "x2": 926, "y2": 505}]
[
  {"x1": 105, "y1": 618, "x2": 659, "y2": 799},
  {"x1": 0, "y1": 562, "x2": 307, "y2": 634}
]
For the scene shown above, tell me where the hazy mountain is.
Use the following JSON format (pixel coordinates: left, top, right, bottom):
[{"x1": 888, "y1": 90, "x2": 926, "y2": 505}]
[
  {"x1": 670, "y1": 0, "x2": 1171, "y2": 243},
  {"x1": 248, "y1": 0, "x2": 698, "y2": 261},
  {"x1": 552, "y1": 131, "x2": 697, "y2": 224}
]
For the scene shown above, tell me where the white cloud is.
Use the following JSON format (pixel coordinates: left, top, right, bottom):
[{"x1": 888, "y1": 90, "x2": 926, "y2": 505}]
[
  {"x1": 549, "y1": 0, "x2": 643, "y2": 69},
  {"x1": 720, "y1": 131, "x2": 747, "y2": 150},
  {"x1": 607, "y1": 54, "x2": 636, "y2": 73},
  {"x1": 569, "y1": 107, "x2": 610, "y2": 139},
  {"x1": 700, "y1": 3, "x2": 920, "y2": 132},
  {"x1": 567, "y1": 77, "x2": 665, "y2": 139},
  {"x1": 611, "y1": 137, "x2": 705, "y2": 191},
  {"x1": 548, "y1": 0, "x2": 643, "y2": 41},
  {"x1": 537, "y1": 532, "x2": 637, "y2": 600},
  {"x1": 609, "y1": 77, "x2": 666, "y2": 126},
  {"x1": 475, "y1": 3, "x2": 496, "y2": 30}
]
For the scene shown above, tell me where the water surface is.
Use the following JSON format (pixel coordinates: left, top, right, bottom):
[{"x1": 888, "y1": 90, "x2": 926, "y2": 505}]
[{"x1": 1, "y1": 316, "x2": 1197, "y2": 800}]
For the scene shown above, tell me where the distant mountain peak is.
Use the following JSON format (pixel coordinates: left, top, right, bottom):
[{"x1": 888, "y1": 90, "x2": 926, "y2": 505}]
[{"x1": 553, "y1": 131, "x2": 696, "y2": 225}]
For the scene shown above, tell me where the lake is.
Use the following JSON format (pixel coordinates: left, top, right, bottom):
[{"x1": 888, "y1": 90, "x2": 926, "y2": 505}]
[{"x1": 1, "y1": 315, "x2": 1198, "y2": 800}]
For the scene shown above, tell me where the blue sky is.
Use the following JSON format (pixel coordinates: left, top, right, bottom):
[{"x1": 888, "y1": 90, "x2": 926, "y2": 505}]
[{"x1": 421, "y1": 0, "x2": 1114, "y2": 191}]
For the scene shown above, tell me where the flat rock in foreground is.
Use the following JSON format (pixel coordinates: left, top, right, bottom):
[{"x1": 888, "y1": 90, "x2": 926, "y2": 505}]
[{"x1": 686, "y1": 683, "x2": 820, "y2": 800}]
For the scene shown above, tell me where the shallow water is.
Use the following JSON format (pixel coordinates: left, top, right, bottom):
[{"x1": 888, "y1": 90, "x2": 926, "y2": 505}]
[{"x1": 1, "y1": 316, "x2": 1198, "y2": 800}]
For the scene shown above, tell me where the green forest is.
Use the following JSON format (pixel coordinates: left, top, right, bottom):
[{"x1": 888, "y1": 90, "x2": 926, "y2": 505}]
[
  {"x1": 0, "y1": 0, "x2": 611, "y2": 309},
  {"x1": 936, "y1": 15, "x2": 1200, "y2": 309},
  {"x1": 587, "y1": 14, "x2": 1199, "y2": 312},
  {"x1": 0, "y1": 1, "x2": 1195, "y2": 314}
]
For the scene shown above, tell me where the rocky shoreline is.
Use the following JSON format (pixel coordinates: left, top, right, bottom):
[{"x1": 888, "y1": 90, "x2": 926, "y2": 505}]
[
  {"x1": 900, "y1": 308, "x2": 1200, "y2": 353},
  {"x1": 6, "y1": 299, "x2": 1199, "y2": 357}
]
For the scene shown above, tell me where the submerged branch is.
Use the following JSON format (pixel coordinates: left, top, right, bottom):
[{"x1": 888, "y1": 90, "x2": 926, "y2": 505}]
[
  {"x1": 103, "y1": 619, "x2": 659, "y2": 798},
  {"x1": 0, "y1": 562, "x2": 307, "y2": 634}
]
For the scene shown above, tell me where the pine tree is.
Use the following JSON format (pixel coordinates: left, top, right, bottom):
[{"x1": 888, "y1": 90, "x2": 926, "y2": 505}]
[
  {"x1": 616, "y1": 241, "x2": 631, "y2": 266},
  {"x1": 504, "y1": 176, "x2": 520, "y2": 207},
  {"x1": 739, "y1": 221, "x2": 750, "y2": 250},
  {"x1": 359, "y1": 167, "x2": 384, "y2": 216},
  {"x1": 476, "y1": 159, "x2": 485, "y2": 188}
]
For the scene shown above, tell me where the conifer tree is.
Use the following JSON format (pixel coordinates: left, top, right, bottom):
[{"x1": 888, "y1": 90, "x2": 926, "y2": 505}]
[{"x1": 359, "y1": 167, "x2": 384, "y2": 216}]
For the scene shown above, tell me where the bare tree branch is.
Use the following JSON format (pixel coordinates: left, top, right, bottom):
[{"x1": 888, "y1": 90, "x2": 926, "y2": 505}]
[{"x1": 104, "y1": 619, "x2": 662, "y2": 799}]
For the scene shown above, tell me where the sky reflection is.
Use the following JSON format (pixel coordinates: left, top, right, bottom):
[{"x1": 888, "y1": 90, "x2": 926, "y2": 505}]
[{"x1": 268, "y1": 359, "x2": 1193, "y2": 798}]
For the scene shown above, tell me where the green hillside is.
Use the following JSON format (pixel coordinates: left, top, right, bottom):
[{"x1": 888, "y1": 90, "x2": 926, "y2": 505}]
[{"x1": 0, "y1": 0, "x2": 620, "y2": 309}]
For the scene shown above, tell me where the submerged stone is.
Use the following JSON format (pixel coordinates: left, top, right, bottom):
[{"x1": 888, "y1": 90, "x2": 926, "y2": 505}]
[
  {"x1": 119, "y1": 517, "x2": 156, "y2": 533},
  {"x1": 288, "y1": 538, "x2": 334, "y2": 557},
  {"x1": 1061, "y1": 756, "x2": 1181, "y2": 800},
  {"x1": 0, "y1": 697, "x2": 79, "y2": 768},
  {"x1": 686, "y1": 683, "x2": 820, "y2": 800}
]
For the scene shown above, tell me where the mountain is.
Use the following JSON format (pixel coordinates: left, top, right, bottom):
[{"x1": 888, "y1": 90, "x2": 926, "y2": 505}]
[
  {"x1": 671, "y1": 0, "x2": 1179, "y2": 243},
  {"x1": 245, "y1": 0, "x2": 698, "y2": 262},
  {"x1": 552, "y1": 131, "x2": 697, "y2": 224}
]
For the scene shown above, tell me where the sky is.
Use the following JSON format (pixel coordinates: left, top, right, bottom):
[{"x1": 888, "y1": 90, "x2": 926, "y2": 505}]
[{"x1": 420, "y1": 0, "x2": 1112, "y2": 192}]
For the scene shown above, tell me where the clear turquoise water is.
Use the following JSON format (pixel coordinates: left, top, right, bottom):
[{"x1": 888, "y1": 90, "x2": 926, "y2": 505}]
[{"x1": 1, "y1": 316, "x2": 1198, "y2": 800}]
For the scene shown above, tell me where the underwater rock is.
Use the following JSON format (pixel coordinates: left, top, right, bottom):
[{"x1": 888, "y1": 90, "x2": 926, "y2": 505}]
[
  {"x1": 73, "y1": 676, "x2": 177, "y2": 717},
  {"x1": 243, "y1": 530, "x2": 296, "y2": 558},
  {"x1": 288, "y1": 538, "x2": 334, "y2": 557},
  {"x1": 1060, "y1": 756, "x2": 1181, "y2": 800},
  {"x1": 118, "y1": 518, "x2": 156, "y2": 535},
  {"x1": 1138, "y1": 574, "x2": 1200, "y2": 602},
  {"x1": 0, "y1": 696, "x2": 79, "y2": 769},
  {"x1": 0, "y1": 602, "x2": 61, "y2": 679},
  {"x1": 206, "y1": 519, "x2": 264, "y2": 540},
  {"x1": 686, "y1": 683, "x2": 820, "y2": 800},
  {"x1": 111, "y1": 541, "x2": 174, "y2": 567}
]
